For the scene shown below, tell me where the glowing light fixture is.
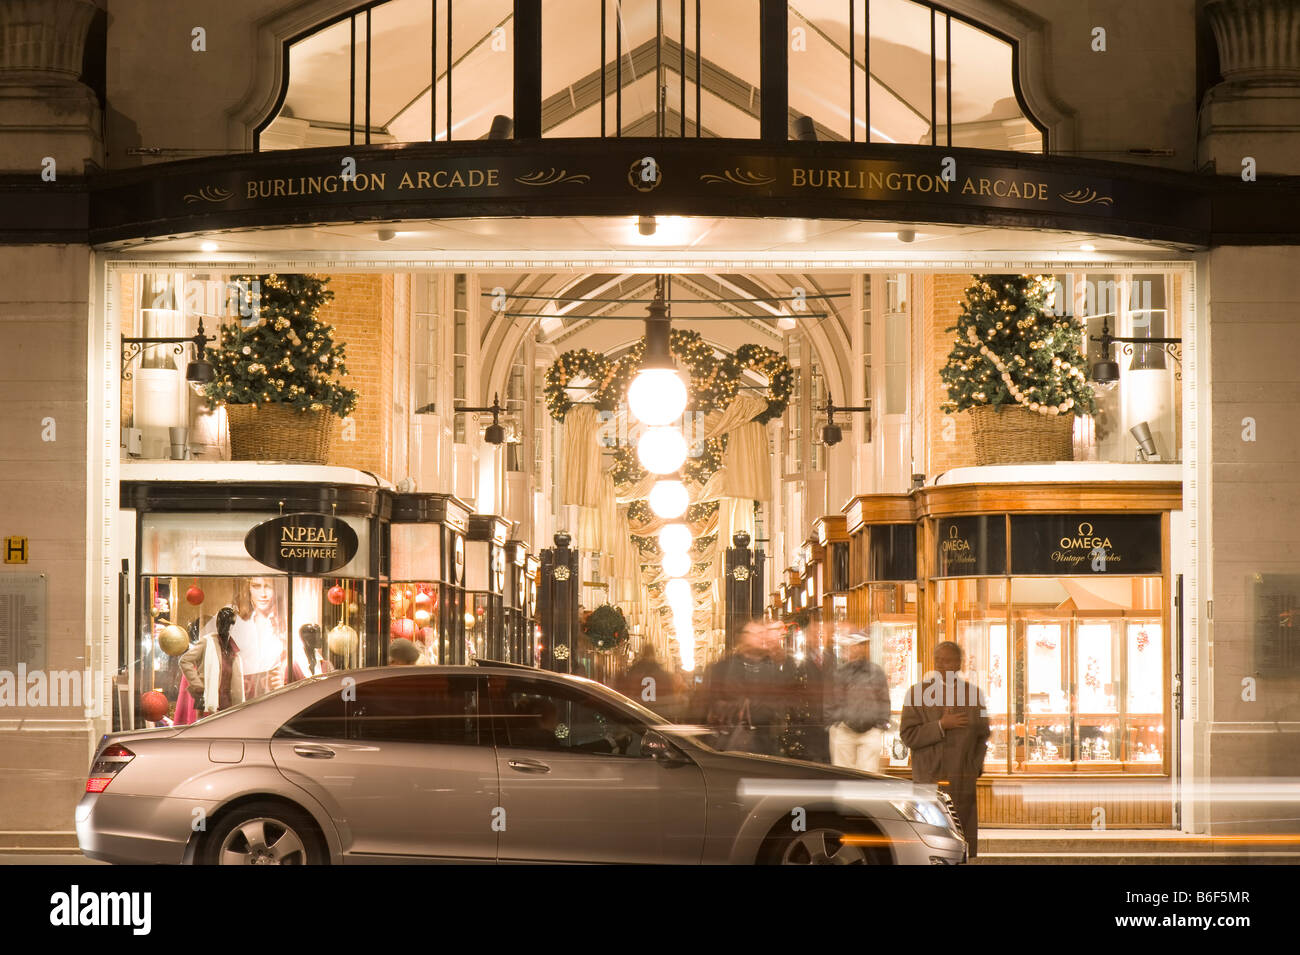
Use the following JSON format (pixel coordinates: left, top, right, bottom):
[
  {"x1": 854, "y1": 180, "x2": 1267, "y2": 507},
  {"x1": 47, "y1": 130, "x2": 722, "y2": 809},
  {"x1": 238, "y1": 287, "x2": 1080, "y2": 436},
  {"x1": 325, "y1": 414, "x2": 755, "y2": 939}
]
[
  {"x1": 637, "y1": 425, "x2": 687, "y2": 474},
  {"x1": 658, "y1": 523, "x2": 693, "y2": 555},
  {"x1": 648, "y1": 477, "x2": 689, "y2": 519},
  {"x1": 662, "y1": 551, "x2": 692, "y2": 578},
  {"x1": 627, "y1": 279, "x2": 687, "y2": 425}
]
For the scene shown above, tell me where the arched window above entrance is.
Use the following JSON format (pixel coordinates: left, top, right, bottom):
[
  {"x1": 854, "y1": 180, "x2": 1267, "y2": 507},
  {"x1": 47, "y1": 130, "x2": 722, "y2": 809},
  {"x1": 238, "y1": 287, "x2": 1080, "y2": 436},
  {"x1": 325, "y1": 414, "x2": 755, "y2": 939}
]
[{"x1": 255, "y1": 1, "x2": 1046, "y2": 152}]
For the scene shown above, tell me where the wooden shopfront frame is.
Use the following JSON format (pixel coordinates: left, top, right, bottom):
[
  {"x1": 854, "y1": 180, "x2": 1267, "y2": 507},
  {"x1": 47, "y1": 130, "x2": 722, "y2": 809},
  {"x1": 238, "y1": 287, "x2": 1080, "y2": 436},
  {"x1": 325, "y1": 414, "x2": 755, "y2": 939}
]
[{"x1": 839, "y1": 480, "x2": 1180, "y2": 827}]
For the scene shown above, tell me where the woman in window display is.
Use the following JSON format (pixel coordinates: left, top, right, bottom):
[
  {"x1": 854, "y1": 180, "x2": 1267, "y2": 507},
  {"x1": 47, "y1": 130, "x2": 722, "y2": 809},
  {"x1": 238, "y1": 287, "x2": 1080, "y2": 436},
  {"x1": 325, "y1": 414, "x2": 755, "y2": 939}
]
[
  {"x1": 202, "y1": 577, "x2": 287, "y2": 699},
  {"x1": 180, "y1": 607, "x2": 244, "y2": 715}
]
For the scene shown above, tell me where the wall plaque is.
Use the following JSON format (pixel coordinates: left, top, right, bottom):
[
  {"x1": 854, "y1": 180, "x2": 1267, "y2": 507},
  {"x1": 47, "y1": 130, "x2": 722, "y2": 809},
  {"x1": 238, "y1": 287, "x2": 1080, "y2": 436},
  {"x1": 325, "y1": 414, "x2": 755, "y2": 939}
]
[
  {"x1": 935, "y1": 516, "x2": 1006, "y2": 577},
  {"x1": 1010, "y1": 514, "x2": 1161, "y2": 575},
  {"x1": 0, "y1": 574, "x2": 46, "y2": 670},
  {"x1": 245, "y1": 513, "x2": 359, "y2": 574}
]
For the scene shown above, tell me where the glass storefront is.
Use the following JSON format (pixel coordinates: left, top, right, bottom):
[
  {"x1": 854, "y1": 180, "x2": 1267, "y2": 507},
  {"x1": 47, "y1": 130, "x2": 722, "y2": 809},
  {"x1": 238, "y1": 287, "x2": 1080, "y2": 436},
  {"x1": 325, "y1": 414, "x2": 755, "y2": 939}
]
[{"x1": 133, "y1": 509, "x2": 374, "y2": 728}]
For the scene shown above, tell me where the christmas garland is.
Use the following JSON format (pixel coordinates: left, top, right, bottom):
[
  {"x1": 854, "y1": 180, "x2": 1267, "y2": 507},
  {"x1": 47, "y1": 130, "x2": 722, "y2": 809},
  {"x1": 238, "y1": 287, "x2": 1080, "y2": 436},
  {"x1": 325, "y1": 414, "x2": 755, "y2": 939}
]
[
  {"x1": 720, "y1": 343, "x2": 796, "y2": 424},
  {"x1": 583, "y1": 604, "x2": 630, "y2": 651},
  {"x1": 544, "y1": 334, "x2": 793, "y2": 424},
  {"x1": 543, "y1": 349, "x2": 616, "y2": 420}
]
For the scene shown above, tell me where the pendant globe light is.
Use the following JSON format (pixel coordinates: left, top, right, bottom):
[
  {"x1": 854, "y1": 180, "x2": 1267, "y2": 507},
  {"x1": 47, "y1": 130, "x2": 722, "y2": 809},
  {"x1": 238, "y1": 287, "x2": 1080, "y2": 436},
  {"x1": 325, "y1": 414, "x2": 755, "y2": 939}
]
[
  {"x1": 658, "y1": 522, "x2": 693, "y2": 555},
  {"x1": 627, "y1": 277, "x2": 687, "y2": 426},
  {"x1": 648, "y1": 476, "x2": 689, "y2": 519},
  {"x1": 662, "y1": 550, "x2": 692, "y2": 578},
  {"x1": 637, "y1": 425, "x2": 688, "y2": 474}
]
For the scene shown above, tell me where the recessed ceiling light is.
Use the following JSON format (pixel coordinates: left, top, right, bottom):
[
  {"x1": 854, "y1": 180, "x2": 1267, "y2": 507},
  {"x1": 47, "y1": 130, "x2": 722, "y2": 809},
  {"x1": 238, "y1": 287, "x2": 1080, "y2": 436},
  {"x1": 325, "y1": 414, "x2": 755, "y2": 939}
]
[
  {"x1": 200, "y1": 240, "x2": 218, "y2": 252},
  {"x1": 1080, "y1": 243, "x2": 1096, "y2": 252}
]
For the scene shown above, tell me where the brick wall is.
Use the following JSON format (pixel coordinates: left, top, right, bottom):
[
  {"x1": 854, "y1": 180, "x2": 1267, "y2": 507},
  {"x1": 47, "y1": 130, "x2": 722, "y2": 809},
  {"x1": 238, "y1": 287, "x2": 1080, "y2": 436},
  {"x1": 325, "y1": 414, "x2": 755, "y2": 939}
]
[
  {"x1": 319, "y1": 273, "x2": 396, "y2": 481},
  {"x1": 926, "y1": 273, "x2": 979, "y2": 476}
]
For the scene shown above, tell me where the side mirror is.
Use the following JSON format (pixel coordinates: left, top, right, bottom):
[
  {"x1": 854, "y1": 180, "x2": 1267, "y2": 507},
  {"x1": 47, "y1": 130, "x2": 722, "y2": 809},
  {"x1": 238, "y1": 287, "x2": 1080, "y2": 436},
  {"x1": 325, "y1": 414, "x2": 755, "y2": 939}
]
[{"x1": 642, "y1": 730, "x2": 687, "y2": 766}]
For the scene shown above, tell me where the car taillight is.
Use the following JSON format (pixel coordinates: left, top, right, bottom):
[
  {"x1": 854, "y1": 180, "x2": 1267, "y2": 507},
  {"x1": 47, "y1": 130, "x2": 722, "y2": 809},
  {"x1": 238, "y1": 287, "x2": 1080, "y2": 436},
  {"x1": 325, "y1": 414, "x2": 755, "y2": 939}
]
[{"x1": 86, "y1": 743, "x2": 134, "y2": 793}]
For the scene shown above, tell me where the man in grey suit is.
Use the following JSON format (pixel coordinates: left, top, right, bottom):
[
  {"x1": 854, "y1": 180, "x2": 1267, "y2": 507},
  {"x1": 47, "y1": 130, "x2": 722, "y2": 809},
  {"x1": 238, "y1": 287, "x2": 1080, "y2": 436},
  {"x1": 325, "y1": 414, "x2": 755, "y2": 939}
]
[{"x1": 900, "y1": 641, "x2": 990, "y2": 857}]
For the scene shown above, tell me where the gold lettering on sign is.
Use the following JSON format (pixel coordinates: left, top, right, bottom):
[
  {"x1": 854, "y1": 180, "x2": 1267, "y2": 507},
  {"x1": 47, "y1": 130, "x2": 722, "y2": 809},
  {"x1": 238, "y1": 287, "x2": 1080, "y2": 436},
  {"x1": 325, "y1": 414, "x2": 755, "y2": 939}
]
[
  {"x1": 789, "y1": 168, "x2": 952, "y2": 194},
  {"x1": 247, "y1": 173, "x2": 388, "y2": 199}
]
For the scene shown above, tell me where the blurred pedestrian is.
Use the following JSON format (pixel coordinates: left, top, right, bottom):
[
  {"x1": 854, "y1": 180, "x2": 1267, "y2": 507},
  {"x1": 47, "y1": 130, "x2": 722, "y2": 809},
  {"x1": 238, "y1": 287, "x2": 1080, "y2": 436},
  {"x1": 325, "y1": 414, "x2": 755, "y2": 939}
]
[
  {"x1": 900, "y1": 641, "x2": 990, "y2": 857},
  {"x1": 826, "y1": 631, "x2": 891, "y2": 773},
  {"x1": 701, "y1": 620, "x2": 788, "y2": 756},
  {"x1": 620, "y1": 643, "x2": 684, "y2": 719}
]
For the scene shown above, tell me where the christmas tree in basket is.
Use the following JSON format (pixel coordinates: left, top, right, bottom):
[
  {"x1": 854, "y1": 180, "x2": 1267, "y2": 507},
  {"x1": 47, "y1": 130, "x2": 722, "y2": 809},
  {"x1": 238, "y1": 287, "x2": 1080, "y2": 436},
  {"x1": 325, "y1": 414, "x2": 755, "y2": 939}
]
[
  {"x1": 205, "y1": 274, "x2": 358, "y2": 463},
  {"x1": 939, "y1": 274, "x2": 1097, "y2": 465}
]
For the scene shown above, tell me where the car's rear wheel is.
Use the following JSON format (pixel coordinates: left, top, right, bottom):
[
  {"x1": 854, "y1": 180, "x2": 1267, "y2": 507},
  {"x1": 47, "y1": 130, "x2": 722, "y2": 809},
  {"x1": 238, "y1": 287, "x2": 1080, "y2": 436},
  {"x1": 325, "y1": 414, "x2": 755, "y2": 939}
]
[
  {"x1": 760, "y1": 814, "x2": 890, "y2": 865},
  {"x1": 200, "y1": 802, "x2": 324, "y2": 865}
]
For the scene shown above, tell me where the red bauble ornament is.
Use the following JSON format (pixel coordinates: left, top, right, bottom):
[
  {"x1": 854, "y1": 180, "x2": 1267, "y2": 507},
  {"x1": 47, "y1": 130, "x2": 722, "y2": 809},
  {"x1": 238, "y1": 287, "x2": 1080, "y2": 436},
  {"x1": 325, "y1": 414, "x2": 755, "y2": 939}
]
[
  {"x1": 327, "y1": 585, "x2": 345, "y2": 605},
  {"x1": 185, "y1": 585, "x2": 205, "y2": 606},
  {"x1": 391, "y1": 618, "x2": 415, "y2": 640},
  {"x1": 414, "y1": 591, "x2": 432, "y2": 610},
  {"x1": 140, "y1": 690, "x2": 170, "y2": 722}
]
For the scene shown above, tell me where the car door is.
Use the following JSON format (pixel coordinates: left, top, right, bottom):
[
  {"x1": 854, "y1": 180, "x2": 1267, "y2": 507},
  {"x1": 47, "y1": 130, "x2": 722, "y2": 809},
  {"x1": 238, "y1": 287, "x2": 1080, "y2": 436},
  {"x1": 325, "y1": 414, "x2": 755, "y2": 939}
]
[
  {"x1": 270, "y1": 673, "x2": 498, "y2": 862},
  {"x1": 485, "y1": 674, "x2": 707, "y2": 864}
]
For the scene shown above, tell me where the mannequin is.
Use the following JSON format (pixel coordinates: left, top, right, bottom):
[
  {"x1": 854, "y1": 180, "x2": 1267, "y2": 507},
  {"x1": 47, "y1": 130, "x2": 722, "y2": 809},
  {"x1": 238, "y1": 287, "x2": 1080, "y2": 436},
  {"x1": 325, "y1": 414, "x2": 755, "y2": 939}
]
[
  {"x1": 209, "y1": 576, "x2": 287, "y2": 700},
  {"x1": 287, "y1": 623, "x2": 332, "y2": 683},
  {"x1": 180, "y1": 606, "x2": 245, "y2": 715}
]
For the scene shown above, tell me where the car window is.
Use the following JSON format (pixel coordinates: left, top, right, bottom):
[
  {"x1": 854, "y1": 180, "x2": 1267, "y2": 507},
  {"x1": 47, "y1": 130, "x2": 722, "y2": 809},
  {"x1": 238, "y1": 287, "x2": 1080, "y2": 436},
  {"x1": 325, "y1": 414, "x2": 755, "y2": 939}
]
[
  {"x1": 277, "y1": 675, "x2": 483, "y2": 745},
  {"x1": 487, "y1": 675, "x2": 649, "y2": 757}
]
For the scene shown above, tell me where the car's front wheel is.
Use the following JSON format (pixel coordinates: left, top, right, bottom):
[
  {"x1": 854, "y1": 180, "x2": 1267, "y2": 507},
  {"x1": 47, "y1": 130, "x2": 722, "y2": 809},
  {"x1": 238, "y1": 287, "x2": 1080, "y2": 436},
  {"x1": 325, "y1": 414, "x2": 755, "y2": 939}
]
[
  {"x1": 760, "y1": 814, "x2": 890, "y2": 865},
  {"x1": 200, "y1": 801, "x2": 324, "y2": 865}
]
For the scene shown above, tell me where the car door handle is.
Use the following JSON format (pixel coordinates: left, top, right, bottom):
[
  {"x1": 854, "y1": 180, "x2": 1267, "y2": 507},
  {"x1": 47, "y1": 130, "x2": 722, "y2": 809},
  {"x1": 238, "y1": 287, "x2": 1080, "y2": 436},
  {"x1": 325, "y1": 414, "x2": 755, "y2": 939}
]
[
  {"x1": 293, "y1": 744, "x2": 336, "y2": 759},
  {"x1": 507, "y1": 758, "x2": 551, "y2": 774}
]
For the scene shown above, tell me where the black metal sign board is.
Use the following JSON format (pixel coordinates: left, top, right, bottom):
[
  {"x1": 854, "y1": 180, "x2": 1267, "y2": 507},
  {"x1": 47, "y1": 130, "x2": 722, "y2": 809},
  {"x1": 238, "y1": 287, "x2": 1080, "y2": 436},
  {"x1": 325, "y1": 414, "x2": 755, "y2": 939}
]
[
  {"x1": 88, "y1": 140, "x2": 1208, "y2": 245},
  {"x1": 868, "y1": 524, "x2": 917, "y2": 582},
  {"x1": 935, "y1": 516, "x2": 1006, "y2": 578},
  {"x1": 1010, "y1": 514, "x2": 1162, "y2": 575},
  {"x1": 245, "y1": 513, "x2": 359, "y2": 575}
]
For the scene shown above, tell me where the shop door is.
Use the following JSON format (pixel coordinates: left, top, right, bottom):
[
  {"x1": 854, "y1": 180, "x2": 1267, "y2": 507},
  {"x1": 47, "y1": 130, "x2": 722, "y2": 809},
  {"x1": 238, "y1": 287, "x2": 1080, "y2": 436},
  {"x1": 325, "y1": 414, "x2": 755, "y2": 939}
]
[
  {"x1": 485, "y1": 674, "x2": 707, "y2": 864},
  {"x1": 272, "y1": 673, "x2": 498, "y2": 861}
]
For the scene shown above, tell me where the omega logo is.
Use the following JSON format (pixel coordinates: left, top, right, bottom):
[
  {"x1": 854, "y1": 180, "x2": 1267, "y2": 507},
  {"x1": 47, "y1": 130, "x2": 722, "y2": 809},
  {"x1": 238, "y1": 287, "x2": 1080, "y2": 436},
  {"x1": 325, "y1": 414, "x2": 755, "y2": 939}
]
[
  {"x1": 941, "y1": 524, "x2": 971, "y2": 553},
  {"x1": 1059, "y1": 521, "x2": 1112, "y2": 550}
]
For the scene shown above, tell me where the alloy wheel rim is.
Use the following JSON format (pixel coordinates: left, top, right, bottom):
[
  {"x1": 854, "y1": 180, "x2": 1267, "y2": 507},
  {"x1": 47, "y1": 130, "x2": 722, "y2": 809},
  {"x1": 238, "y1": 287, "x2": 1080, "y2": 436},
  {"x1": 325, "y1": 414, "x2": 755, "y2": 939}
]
[
  {"x1": 781, "y1": 828, "x2": 870, "y2": 865},
  {"x1": 218, "y1": 817, "x2": 308, "y2": 865}
]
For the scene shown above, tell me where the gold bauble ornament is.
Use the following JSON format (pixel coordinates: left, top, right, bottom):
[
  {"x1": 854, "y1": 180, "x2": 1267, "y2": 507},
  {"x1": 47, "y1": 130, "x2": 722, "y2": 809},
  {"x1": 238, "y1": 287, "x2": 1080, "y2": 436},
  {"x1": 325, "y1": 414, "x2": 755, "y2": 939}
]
[
  {"x1": 327, "y1": 624, "x2": 359, "y2": 657},
  {"x1": 159, "y1": 624, "x2": 189, "y2": 657}
]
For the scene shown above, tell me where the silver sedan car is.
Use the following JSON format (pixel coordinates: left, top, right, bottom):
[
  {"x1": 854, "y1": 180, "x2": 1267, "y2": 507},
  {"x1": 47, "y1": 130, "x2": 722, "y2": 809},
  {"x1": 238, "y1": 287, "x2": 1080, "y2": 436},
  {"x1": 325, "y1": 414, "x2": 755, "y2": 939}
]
[{"x1": 77, "y1": 663, "x2": 966, "y2": 865}]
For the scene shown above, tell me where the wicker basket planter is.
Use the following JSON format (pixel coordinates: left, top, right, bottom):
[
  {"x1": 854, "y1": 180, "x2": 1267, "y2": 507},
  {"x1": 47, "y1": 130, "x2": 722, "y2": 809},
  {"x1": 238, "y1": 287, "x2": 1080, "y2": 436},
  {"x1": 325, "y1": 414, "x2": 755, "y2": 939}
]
[
  {"x1": 225, "y1": 403, "x2": 332, "y2": 464},
  {"x1": 968, "y1": 404, "x2": 1074, "y2": 465}
]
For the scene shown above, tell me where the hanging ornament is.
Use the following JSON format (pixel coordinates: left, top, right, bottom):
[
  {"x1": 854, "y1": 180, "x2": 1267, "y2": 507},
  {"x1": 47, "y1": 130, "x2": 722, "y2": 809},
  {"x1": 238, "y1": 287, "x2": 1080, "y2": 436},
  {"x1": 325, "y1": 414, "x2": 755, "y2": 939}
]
[
  {"x1": 158, "y1": 624, "x2": 190, "y2": 657},
  {"x1": 413, "y1": 609, "x2": 432, "y2": 627},
  {"x1": 465, "y1": 612, "x2": 478, "y2": 629},
  {"x1": 1136, "y1": 629, "x2": 1149, "y2": 652},
  {"x1": 414, "y1": 591, "x2": 432, "y2": 610},
  {"x1": 139, "y1": 690, "x2": 170, "y2": 723},
  {"x1": 185, "y1": 584, "x2": 205, "y2": 606},
  {"x1": 390, "y1": 617, "x2": 415, "y2": 640},
  {"x1": 327, "y1": 585, "x2": 345, "y2": 605},
  {"x1": 327, "y1": 623, "x2": 358, "y2": 657},
  {"x1": 347, "y1": 601, "x2": 359, "y2": 615}
]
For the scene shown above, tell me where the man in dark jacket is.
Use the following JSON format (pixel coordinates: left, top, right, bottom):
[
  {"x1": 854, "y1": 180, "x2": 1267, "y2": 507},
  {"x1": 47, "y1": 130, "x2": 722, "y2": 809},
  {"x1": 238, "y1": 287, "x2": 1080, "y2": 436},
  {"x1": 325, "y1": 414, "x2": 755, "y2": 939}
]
[
  {"x1": 900, "y1": 641, "x2": 990, "y2": 857},
  {"x1": 826, "y1": 631, "x2": 891, "y2": 773},
  {"x1": 700, "y1": 621, "x2": 788, "y2": 756}
]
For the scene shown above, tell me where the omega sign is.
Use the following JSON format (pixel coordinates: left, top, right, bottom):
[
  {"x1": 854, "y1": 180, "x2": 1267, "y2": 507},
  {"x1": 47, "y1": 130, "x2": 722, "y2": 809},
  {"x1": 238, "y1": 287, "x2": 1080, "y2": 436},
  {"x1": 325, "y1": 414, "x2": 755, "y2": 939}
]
[
  {"x1": 935, "y1": 516, "x2": 1006, "y2": 577},
  {"x1": 1010, "y1": 514, "x2": 1161, "y2": 576},
  {"x1": 245, "y1": 513, "x2": 359, "y2": 574}
]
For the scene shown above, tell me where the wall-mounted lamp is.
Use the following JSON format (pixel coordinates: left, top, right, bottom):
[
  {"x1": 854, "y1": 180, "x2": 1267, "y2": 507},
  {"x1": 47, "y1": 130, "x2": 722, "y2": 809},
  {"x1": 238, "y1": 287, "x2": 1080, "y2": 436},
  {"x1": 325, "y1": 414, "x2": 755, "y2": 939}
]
[
  {"x1": 455, "y1": 393, "x2": 509, "y2": 445},
  {"x1": 1089, "y1": 313, "x2": 1182, "y2": 385},
  {"x1": 1130, "y1": 422, "x2": 1160, "y2": 462},
  {"x1": 121, "y1": 318, "x2": 214, "y2": 386},
  {"x1": 820, "y1": 392, "x2": 871, "y2": 447}
]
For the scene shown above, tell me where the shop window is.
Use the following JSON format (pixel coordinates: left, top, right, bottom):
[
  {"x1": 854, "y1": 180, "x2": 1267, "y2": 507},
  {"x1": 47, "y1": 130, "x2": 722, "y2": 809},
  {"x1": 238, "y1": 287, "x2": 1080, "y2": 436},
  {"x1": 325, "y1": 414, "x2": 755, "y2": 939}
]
[
  {"x1": 788, "y1": 0, "x2": 1044, "y2": 151},
  {"x1": 864, "y1": 581, "x2": 917, "y2": 768},
  {"x1": 258, "y1": 0, "x2": 515, "y2": 150},
  {"x1": 136, "y1": 573, "x2": 368, "y2": 729},
  {"x1": 928, "y1": 574, "x2": 1165, "y2": 772},
  {"x1": 542, "y1": 0, "x2": 759, "y2": 138}
]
